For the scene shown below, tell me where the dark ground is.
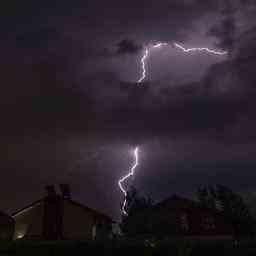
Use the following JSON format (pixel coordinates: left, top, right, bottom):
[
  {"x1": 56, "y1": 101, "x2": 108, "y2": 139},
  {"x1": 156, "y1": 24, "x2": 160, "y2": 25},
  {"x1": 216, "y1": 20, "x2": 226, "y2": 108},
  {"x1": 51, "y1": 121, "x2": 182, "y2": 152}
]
[{"x1": 0, "y1": 238, "x2": 256, "y2": 256}]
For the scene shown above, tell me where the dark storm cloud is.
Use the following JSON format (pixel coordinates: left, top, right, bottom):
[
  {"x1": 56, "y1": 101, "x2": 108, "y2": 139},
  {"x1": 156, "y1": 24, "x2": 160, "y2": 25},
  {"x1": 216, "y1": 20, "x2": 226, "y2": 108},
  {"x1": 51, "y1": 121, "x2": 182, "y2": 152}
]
[
  {"x1": 116, "y1": 39, "x2": 142, "y2": 55},
  {"x1": 1, "y1": 0, "x2": 256, "y2": 219},
  {"x1": 235, "y1": 27, "x2": 256, "y2": 59},
  {"x1": 208, "y1": 0, "x2": 256, "y2": 51},
  {"x1": 209, "y1": 15, "x2": 236, "y2": 51},
  {"x1": 79, "y1": 23, "x2": 256, "y2": 141}
]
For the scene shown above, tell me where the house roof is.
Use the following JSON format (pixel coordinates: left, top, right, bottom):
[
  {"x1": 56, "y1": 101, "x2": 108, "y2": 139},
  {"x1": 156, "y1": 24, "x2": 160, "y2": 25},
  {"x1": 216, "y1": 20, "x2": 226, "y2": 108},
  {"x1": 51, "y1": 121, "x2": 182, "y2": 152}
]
[
  {"x1": 12, "y1": 198, "x2": 43, "y2": 217},
  {"x1": 12, "y1": 196, "x2": 113, "y2": 222},
  {"x1": 155, "y1": 195, "x2": 224, "y2": 216},
  {"x1": 68, "y1": 199, "x2": 114, "y2": 222},
  {"x1": 156, "y1": 195, "x2": 197, "y2": 208},
  {"x1": 0, "y1": 211, "x2": 14, "y2": 222}
]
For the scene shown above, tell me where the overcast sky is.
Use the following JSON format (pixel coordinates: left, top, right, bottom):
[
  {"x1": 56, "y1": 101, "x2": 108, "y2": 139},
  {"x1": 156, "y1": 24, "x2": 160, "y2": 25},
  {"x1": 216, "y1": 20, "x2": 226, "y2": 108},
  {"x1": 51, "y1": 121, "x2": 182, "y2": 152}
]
[{"x1": 1, "y1": 0, "x2": 256, "y2": 219}]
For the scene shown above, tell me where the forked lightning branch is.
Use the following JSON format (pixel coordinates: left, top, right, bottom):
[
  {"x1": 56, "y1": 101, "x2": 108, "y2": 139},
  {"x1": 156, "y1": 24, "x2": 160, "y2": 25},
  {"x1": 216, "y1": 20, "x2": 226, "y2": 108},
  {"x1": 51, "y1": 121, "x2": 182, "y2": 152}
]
[
  {"x1": 138, "y1": 42, "x2": 227, "y2": 83},
  {"x1": 118, "y1": 41, "x2": 227, "y2": 215}
]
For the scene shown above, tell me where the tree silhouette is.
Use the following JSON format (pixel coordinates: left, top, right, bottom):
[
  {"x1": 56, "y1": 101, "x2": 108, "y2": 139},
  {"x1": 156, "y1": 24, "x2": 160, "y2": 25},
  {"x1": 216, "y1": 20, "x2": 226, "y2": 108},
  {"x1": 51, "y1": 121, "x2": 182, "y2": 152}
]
[
  {"x1": 196, "y1": 185, "x2": 255, "y2": 237},
  {"x1": 120, "y1": 187, "x2": 153, "y2": 236}
]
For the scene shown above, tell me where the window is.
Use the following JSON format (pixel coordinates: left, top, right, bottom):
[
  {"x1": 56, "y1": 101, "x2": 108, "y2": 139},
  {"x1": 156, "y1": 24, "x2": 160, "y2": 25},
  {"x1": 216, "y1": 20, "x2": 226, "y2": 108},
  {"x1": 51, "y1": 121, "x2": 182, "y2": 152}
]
[
  {"x1": 14, "y1": 224, "x2": 28, "y2": 240},
  {"x1": 92, "y1": 225, "x2": 96, "y2": 240},
  {"x1": 180, "y1": 213, "x2": 189, "y2": 231},
  {"x1": 202, "y1": 216, "x2": 215, "y2": 230}
]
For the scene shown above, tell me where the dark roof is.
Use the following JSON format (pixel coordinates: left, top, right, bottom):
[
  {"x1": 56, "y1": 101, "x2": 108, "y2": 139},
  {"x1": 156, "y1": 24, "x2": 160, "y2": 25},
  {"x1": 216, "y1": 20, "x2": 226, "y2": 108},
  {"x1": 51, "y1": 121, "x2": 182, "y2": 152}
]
[
  {"x1": 68, "y1": 199, "x2": 113, "y2": 222},
  {"x1": 12, "y1": 198, "x2": 43, "y2": 217},
  {"x1": 156, "y1": 195, "x2": 197, "y2": 209},
  {"x1": 155, "y1": 195, "x2": 224, "y2": 216},
  {"x1": 12, "y1": 196, "x2": 113, "y2": 222},
  {"x1": 0, "y1": 211, "x2": 14, "y2": 221}
]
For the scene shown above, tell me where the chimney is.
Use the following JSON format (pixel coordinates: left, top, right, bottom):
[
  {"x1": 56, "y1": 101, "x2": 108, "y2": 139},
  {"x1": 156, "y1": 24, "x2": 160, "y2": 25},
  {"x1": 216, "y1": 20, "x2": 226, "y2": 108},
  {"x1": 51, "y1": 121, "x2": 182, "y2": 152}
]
[
  {"x1": 59, "y1": 184, "x2": 71, "y2": 199},
  {"x1": 43, "y1": 185, "x2": 62, "y2": 240},
  {"x1": 45, "y1": 185, "x2": 57, "y2": 198}
]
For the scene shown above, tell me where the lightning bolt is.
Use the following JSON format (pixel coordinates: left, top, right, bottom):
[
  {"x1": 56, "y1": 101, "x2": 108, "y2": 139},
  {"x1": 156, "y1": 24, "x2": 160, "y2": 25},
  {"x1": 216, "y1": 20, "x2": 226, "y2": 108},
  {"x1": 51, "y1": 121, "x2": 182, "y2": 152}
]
[
  {"x1": 174, "y1": 42, "x2": 228, "y2": 55},
  {"x1": 118, "y1": 147, "x2": 139, "y2": 215},
  {"x1": 118, "y1": 41, "x2": 227, "y2": 215},
  {"x1": 137, "y1": 42, "x2": 228, "y2": 83},
  {"x1": 138, "y1": 48, "x2": 149, "y2": 83}
]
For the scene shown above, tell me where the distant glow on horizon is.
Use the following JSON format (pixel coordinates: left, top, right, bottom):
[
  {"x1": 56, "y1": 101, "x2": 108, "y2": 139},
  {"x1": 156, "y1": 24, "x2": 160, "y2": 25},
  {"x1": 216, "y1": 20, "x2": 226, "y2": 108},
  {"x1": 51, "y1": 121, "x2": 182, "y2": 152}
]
[
  {"x1": 118, "y1": 147, "x2": 139, "y2": 215},
  {"x1": 137, "y1": 42, "x2": 228, "y2": 83}
]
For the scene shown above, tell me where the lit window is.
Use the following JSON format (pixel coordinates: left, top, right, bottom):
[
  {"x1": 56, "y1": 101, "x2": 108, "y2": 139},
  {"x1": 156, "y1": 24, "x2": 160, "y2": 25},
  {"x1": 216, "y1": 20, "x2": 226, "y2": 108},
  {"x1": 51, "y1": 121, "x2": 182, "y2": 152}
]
[
  {"x1": 16, "y1": 232, "x2": 25, "y2": 239},
  {"x1": 15, "y1": 224, "x2": 27, "y2": 240},
  {"x1": 92, "y1": 225, "x2": 96, "y2": 240}
]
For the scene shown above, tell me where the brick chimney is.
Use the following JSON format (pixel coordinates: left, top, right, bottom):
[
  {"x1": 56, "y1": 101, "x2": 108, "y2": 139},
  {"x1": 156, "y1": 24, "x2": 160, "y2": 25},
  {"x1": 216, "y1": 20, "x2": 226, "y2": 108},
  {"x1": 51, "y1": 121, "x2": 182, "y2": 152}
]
[{"x1": 43, "y1": 185, "x2": 63, "y2": 240}]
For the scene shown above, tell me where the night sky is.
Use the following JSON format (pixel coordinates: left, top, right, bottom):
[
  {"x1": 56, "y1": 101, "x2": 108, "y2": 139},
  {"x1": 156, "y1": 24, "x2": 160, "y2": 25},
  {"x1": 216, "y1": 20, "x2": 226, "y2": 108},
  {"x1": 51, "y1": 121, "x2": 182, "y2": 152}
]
[{"x1": 1, "y1": 0, "x2": 256, "y2": 220}]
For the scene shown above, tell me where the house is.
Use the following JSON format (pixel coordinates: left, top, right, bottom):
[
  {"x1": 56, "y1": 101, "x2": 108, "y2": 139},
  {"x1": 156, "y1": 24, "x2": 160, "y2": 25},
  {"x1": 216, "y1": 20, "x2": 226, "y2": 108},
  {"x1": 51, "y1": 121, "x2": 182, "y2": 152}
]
[
  {"x1": 12, "y1": 185, "x2": 113, "y2": 240},
  {"x1": 150, "y1": 195, "x2": 234, "y2": 238},
  {"x1": 0, "y1": 211, "x2": 14, "y2": 240}
]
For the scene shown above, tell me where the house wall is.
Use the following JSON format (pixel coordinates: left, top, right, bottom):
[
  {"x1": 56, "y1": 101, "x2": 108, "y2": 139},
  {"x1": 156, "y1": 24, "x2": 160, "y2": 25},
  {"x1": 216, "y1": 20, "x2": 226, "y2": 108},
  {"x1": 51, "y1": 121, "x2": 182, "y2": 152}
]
[
  {"x1": 154, "y1": 205, "x2": 234, "y2": 237},
  {"x1": 13, "y1": 198, "x2": 112, "y2": 241},
  {"x1": 43, "y1": 196, "x2": 63, "y2": 240},
  {"x1": 187, "y1": 208, "x2": 234, "y2": 236},
  {"x1": 0, "y1": 215, "x2": 14, "y2": 240},
  {"x1": 152, "y1": 208, "x2": 186, "y2": 236},
  {"x1": 13, "y1": 202, "x2": 44, "y2": 239},
  {"x1": 62, "y1": 201, "x2": 95, "y2": 240}
]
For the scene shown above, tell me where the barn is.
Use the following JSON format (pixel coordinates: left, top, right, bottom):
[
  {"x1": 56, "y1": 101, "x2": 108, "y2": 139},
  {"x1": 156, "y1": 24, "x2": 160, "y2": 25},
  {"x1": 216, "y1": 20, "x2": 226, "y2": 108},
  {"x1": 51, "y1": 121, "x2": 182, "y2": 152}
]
[{"x1": 12, "y1": 185, "x2": 113, "y2": 240}]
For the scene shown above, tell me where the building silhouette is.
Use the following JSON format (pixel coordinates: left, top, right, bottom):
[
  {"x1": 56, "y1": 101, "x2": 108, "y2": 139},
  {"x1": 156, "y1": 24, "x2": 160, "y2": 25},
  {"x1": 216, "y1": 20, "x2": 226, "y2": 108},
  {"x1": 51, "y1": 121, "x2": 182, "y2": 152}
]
[{"x1": 12, "y1": 185, "x2": 113, "y2": 240}]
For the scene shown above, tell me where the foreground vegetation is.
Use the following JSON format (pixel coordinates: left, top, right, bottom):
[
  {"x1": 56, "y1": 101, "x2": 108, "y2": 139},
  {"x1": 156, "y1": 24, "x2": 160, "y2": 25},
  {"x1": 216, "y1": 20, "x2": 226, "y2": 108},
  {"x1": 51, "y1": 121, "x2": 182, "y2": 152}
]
[{"x1": 1, "y1": 238, "x2": 256, "y2": 256}]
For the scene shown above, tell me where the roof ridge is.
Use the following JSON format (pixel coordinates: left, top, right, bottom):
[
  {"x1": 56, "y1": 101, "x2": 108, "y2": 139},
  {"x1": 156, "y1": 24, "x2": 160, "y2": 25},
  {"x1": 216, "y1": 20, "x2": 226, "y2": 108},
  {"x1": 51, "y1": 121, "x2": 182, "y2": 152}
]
[{"x1": 12, "y1": 197, "x2": 114, "y2": 221}]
